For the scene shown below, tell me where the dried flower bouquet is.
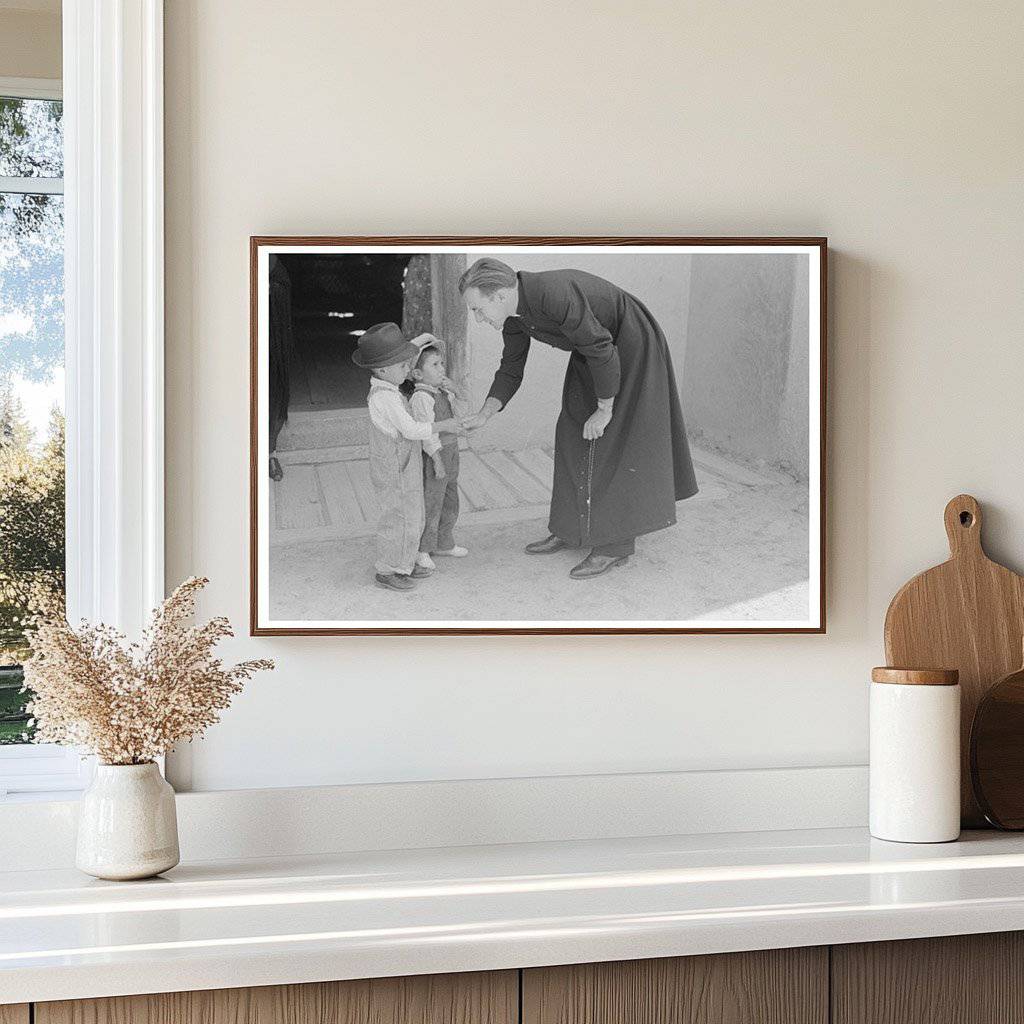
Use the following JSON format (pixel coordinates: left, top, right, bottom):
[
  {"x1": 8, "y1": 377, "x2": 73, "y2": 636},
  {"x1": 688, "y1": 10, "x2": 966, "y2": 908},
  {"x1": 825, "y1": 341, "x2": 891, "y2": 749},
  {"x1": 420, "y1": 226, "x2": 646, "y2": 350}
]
[{"x1": 23, "y1": 577, "x2": 273, "y2": 765}]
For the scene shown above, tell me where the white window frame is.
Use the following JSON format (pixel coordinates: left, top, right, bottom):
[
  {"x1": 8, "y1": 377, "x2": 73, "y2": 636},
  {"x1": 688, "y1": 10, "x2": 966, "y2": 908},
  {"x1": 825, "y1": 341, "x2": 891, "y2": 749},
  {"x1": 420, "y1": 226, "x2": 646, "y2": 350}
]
[
  {"x1": 0, "y1": 1, "x2": 165, "y2": 801},
  {"x1": 0, "y1": 75, "x2": 77, "y2": 798},
  {"x1": 0, "y1": 77, "x2": 61, "y2": 101}
]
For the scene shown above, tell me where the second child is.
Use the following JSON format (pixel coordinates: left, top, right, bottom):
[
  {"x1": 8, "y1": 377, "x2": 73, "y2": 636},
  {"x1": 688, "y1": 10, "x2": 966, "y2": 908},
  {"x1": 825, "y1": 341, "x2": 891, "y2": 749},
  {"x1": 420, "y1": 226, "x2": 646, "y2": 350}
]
[{"x1": 409, "y1": 340, "x2": 467, "y2": 570}]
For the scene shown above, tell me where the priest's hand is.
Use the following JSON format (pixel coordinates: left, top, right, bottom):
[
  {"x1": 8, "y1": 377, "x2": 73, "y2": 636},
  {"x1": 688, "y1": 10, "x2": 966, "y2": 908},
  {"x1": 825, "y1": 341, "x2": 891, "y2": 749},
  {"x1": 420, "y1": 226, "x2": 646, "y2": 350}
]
[
  {"x1": 462, "y1": 413, "x2": 489, "y2": 431},
  {"x1": 583, "y1": 405, "x2": 613, "y2": 440},
  {"x1": 463, "y1": 397, "x2": 503, "y2": 431}
]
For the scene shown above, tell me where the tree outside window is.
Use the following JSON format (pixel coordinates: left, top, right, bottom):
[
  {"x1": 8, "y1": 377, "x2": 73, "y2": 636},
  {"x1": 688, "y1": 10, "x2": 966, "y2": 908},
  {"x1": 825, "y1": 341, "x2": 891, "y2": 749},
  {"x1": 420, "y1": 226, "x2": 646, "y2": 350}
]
[{"x1": 0, "y1": 93, "x2": 65, "y2": 745}]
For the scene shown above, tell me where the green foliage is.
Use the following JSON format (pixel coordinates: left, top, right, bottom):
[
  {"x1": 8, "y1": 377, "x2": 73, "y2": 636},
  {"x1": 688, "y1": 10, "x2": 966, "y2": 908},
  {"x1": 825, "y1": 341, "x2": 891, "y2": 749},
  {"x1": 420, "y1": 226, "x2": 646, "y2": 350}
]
[
  {"x1": 0, "y1": 665, "x2": 31, "y2": 744},
  {"x1": 0, "y1": 96, "x2": 62, "y2": 177},
  {"x1": 0, "y1": 389, "x2": 65, "y2": 742}
]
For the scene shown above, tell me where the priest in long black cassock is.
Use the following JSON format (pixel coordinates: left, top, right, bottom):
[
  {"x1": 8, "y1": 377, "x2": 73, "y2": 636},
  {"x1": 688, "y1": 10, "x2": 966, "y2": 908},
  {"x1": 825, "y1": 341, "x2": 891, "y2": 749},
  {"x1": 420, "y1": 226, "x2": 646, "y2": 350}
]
[{"x1": 460, "y1": 258, "x2": 698, "y2": 579}]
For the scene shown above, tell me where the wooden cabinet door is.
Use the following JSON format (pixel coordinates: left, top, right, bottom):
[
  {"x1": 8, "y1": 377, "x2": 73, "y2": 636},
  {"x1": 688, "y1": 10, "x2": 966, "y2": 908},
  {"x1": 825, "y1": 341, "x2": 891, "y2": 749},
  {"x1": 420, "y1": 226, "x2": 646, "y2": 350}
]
[
  {"x1": 0, "y1": 1006, "x2": 29, "y2": 1024},
  {"x1": 36, "y1": 970, "x2": 517, "y2": 1024},
  {"x1": 523, "y1": 949, "x2": 828, "y2": 1024},
  {"x1": 833, "y1": 932, "x2": 1024, "y2": 1024}
]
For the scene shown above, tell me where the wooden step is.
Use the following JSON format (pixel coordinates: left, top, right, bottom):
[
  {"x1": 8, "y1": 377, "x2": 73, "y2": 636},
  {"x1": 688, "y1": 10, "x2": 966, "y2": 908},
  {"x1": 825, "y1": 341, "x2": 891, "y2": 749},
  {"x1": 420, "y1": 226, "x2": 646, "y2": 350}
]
[{"x1": 276, "y1": 410, "x2": 369, "y2": 451}]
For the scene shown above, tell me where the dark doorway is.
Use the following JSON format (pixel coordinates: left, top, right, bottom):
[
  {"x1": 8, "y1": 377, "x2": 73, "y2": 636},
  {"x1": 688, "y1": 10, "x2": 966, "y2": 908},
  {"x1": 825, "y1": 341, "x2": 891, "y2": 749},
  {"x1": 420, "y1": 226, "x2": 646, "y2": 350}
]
[{"x1": 276, "y1": 253, "x2": 414, "y2": 413}]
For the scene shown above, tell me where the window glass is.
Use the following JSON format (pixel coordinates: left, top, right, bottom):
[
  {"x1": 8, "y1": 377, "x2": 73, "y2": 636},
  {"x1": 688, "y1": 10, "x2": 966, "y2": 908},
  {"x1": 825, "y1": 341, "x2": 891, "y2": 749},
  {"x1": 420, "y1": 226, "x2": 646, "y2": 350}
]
[
  {"x1": 0, "y1": 96, "x2": 65, "y2": 747},
  {"x1": 0, "y1": 97, "x2": 63, "y2": 178}
]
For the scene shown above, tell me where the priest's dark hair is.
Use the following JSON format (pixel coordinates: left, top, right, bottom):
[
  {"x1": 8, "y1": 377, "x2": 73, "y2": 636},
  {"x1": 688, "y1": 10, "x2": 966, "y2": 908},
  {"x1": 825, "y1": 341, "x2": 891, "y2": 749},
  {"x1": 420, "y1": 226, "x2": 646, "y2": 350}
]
[{"x1": 458, "y1": 257, "x2": 516, "y2": 296}]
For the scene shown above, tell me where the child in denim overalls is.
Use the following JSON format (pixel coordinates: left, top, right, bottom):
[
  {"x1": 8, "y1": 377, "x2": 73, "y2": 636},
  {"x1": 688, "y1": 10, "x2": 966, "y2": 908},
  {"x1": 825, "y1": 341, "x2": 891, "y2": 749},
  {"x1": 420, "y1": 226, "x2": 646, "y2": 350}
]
[
  {"x1": 352, "y1": 324, "x2": 464, "y2": 592},
  {"x1": 409, "y1": 340, "x2": 467, "y2": 571}
]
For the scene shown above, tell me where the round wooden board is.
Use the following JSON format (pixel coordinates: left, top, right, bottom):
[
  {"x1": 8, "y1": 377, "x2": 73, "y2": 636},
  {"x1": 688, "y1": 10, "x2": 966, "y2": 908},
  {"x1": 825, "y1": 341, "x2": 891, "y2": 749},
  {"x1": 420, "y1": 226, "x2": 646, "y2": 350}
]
[{"x1": 971, "y1": 665, "x2": 1024, "y2": 829}]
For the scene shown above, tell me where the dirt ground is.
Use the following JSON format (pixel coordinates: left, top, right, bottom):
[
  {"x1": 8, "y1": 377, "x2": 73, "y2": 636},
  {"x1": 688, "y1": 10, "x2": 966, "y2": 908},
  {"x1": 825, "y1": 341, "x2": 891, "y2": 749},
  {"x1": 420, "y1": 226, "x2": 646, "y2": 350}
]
[{"x1": 268, "y1": 476, "x2": 811, "y2": 624}]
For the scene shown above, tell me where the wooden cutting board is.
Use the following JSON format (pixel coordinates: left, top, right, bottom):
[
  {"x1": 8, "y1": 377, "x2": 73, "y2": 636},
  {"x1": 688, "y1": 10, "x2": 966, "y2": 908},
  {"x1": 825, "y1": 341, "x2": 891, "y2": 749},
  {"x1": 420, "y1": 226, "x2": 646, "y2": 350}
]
[{"x1": 884, "y1": 494, "x2": 1024, "y2": 827}]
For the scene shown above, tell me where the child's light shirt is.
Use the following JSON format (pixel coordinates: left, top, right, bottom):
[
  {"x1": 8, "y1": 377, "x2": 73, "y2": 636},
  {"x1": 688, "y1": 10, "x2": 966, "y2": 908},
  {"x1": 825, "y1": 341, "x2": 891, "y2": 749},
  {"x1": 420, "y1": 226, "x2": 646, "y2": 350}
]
[
  {"x1": 367, "y1": 378, "x2": 432, "y2": 441},
  {"x1": 409, "y1": 383, "x2": 456, "y2": 456}
]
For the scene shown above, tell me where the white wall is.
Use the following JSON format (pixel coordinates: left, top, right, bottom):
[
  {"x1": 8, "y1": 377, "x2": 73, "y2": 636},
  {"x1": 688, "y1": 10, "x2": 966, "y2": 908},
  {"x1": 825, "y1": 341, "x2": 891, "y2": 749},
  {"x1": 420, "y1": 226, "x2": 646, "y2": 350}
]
[
  {"x1": 164, "y1": 1, "x2": 1024, "y2": 792},
  {"x1": 681, "y1": 254, "x2": 809, "y2": 476}
]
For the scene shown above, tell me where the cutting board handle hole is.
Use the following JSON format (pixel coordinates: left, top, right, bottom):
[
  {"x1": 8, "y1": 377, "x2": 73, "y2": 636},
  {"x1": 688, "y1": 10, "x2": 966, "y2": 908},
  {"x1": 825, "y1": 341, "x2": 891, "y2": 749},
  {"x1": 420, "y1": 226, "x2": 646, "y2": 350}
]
[{"x1": 944, "y1": 494, "x2": 982, "y2": 555}]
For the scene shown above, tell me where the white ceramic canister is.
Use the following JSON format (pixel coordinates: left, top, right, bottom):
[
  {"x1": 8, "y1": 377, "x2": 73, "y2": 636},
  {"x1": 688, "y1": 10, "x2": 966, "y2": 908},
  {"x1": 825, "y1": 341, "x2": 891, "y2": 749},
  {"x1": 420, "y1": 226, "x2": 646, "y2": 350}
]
[
  {"x1": 870, "y1": 667, "x2": 961, "y2": 843},
  {"x1": 76, "y1": 762, "x2": 180, "y2": 880}
]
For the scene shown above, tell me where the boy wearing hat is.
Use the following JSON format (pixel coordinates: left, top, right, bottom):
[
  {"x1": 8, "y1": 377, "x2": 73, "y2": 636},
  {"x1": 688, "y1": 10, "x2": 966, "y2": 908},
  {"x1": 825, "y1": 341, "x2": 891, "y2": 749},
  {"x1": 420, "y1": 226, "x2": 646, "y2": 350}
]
[{"x1": 353, "y1": 323, "x2": 465, "y2": 591}]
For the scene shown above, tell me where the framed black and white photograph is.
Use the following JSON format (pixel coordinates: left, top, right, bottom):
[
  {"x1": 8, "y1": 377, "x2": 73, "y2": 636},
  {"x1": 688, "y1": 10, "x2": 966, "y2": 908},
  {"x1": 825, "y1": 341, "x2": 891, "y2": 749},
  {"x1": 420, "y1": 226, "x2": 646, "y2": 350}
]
[{"x1": 250, "y1": 237, "x2": 825, "y2": 635}]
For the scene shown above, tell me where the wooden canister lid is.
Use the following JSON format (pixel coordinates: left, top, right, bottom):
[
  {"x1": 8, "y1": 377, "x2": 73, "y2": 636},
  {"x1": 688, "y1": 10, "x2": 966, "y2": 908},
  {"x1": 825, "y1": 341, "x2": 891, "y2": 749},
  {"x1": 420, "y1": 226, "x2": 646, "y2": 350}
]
[{"x1": 871, "y1": 667, "x2": 960, "y2": 686}]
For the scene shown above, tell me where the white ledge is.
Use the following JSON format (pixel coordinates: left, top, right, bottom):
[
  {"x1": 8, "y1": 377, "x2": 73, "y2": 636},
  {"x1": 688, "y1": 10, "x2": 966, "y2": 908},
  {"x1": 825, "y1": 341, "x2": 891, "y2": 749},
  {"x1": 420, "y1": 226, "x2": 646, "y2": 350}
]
[{"x1": 4, "y1": 827, "x2": 1024, "y2": 1004}]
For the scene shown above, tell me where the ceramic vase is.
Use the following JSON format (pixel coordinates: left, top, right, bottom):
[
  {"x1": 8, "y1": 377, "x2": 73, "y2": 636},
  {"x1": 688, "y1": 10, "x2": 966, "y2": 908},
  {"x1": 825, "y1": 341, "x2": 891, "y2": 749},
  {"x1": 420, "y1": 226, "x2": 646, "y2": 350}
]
[{"x1": 76, "y1": 762, "x2": 180, "y2": 880}]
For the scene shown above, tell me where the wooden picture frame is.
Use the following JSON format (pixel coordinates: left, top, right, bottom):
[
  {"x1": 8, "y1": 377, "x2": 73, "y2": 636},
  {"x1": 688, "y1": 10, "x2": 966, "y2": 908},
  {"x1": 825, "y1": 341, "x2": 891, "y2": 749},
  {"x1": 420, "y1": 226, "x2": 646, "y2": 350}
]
[{"x1": 250, "y1": 236, "x2": 827, "y2": 635}]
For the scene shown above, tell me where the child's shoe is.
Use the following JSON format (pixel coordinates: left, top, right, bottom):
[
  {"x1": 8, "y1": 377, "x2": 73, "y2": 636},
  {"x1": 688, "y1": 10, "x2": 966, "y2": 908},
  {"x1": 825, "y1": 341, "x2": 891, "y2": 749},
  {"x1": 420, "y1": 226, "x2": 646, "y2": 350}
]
[
  {"x1": 411, "y1": 563, "x2": 433, "y2": 578},
  {"x1": 416, "y1": 552, "x2": 436, "y2": 570},
  {"x1": 434, "y1": 546, "x2": 468, "y2": 557},
  {"x1": 375, "y1": 572, "x2": 415, "y2": 591}
]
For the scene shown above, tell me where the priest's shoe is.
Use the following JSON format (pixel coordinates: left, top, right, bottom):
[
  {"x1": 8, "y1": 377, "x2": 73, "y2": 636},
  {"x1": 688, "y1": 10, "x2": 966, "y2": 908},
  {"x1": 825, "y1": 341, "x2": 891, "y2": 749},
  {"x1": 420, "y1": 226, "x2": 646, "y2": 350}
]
[
  {"x1": 525, "y1": 535, "x2": 568, "y2": 555},
  {"x1": 569, "y1": 553, "x2": 629, "y2": 579}
]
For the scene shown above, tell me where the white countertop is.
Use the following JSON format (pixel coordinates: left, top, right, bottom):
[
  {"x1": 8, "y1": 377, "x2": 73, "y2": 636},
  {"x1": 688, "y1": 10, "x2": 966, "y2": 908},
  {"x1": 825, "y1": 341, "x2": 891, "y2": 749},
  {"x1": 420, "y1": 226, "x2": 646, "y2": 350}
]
[{"x1": 4, "y1": 826, "x2": 1024, "y2": 1005}]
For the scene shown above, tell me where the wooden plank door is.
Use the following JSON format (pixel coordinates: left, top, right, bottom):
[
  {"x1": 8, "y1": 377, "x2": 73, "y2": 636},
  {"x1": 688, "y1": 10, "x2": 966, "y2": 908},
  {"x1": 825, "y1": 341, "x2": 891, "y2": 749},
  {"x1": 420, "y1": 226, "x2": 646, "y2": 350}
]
[
  {"x1": 833, "y1": 932, "x2": 1024, "y2": 1024},
  {"x1": 0, "y1": 1006, "x2": 29, "y2": 1024},
  {"x1": 36, "y1": 970, "x2": 517, "y2": 1024},
  {"x1": 523, "y1": 949, "x2": 828, "y2": 1024}
]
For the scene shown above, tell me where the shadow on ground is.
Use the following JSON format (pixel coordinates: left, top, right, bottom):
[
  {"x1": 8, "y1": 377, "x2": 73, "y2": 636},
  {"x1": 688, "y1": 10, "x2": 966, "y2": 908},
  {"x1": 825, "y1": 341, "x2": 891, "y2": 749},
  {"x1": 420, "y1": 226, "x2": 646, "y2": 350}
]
[{"x1": 268, "y1": 477, "x2": 811, "y2": 624}]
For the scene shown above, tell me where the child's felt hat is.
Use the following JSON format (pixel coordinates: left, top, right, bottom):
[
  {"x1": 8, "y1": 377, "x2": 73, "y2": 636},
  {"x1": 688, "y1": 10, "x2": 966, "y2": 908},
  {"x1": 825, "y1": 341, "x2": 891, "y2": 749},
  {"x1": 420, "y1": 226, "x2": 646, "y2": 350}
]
[{"x1": 351, "y1": 322, "x2": 421, "y2": 369}]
